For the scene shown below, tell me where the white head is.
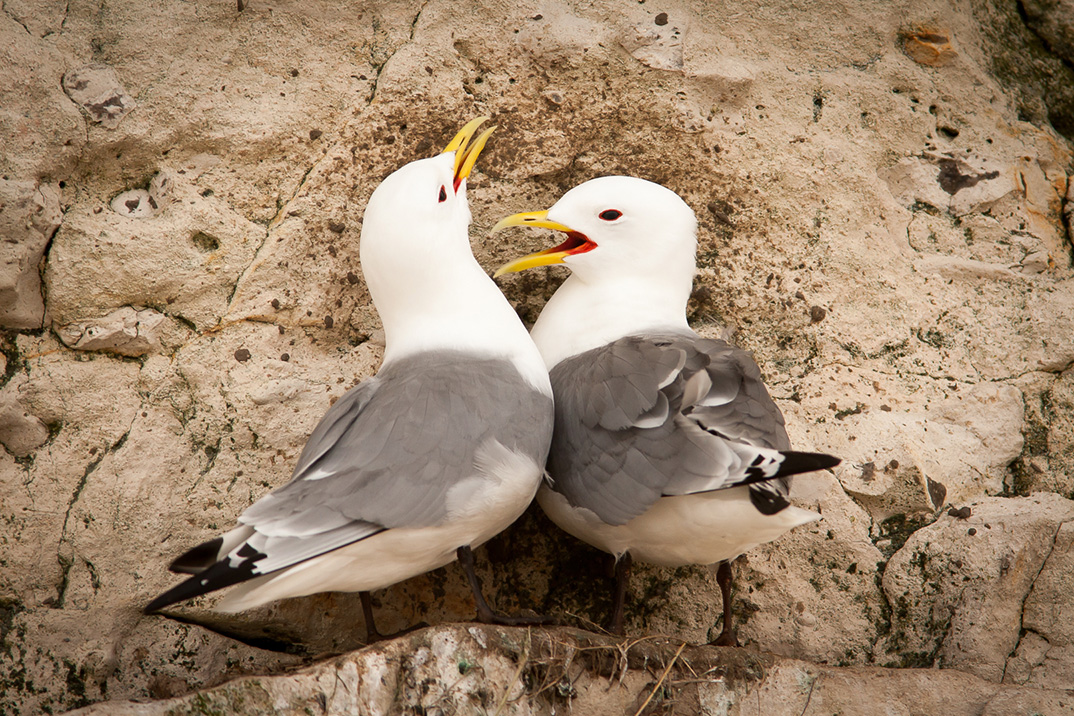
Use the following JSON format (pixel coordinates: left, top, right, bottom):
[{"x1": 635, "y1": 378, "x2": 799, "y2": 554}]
[
  {"x1": 357, "y1": 119, "x2": 550, "y2": 392},
  {"x1": 493, "y1": 176, "x2": 699, "y2": 364},
  {"x1": 495, "y1": 176, "x2": 698, "y2": 287},
  {"x1": 360, "y1": 117, "x2": 494, "y2": 305}
]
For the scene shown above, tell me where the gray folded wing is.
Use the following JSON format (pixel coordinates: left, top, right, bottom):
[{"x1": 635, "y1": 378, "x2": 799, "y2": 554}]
[
  {"x1": 548, "y1": 332, "x2": 793, "y2": 526},
  {"x1": 231, "y1": 351, "x2": 553, "y2": 575}
]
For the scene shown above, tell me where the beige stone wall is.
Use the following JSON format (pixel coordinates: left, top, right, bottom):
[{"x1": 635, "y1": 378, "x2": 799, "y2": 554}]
[{"x1": 1, "y1": 0, "x2": 1072, "y2": 712}]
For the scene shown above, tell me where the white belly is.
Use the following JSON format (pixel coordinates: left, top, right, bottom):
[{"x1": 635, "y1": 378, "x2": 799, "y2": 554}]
[
  {"x1": 537, "y1": 484, "x2": 820, "y2": 567},
  {"x1": 216, "y1": 445, "x2": 542, "y2": 612}
]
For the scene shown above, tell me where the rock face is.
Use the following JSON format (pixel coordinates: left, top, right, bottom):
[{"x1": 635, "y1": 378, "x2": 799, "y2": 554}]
[
  {"x1": 62, "y1": 626, "x2": 1074, "y2": 716},
  {"x1": 0, "y1": 0, "x2": 1071, "y2": 713}
]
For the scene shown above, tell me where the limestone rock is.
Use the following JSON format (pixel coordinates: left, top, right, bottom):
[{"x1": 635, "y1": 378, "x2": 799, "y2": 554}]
[
  {"x1": 901, "y1": 24, "x2": 958, "y2": 67},
  {"x1": 0, "y1": 375, "x2": 50, "y2": 457},
  {"x1": 55, "y1": 306, "x2": 167, "y2": 357},
  {"x1": 0, "y1": 179, "x2": 62, "y2": 329},
  {"x1": 64, "y1": 625, "x2": 1074, "y2": 716},
  {"x1": 61, "y1": 64, "x2": 136, "y2": 129},
  {"x1": 1021, "y1": 0, "x2": 1074, "y2": 65},
  {"x1": 1011, "y1": 520, "x2": 1074, "y2": 689},
  {"x1": 880, "y1": 494, "x2": 1074, "y2": 679}
]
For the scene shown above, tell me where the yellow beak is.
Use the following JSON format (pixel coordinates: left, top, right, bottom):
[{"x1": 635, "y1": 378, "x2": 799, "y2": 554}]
[
  {"x1": 442, "y1": 117, "x2": 496, "y2": 190},
  {"x1": 491, "y1": 211, "x2": 597, "y2": 278}
]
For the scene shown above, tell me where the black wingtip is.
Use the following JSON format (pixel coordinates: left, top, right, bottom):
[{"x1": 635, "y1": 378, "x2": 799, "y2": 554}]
[
  {"x1": 169, "y1": 536, "x2": 225, "y2": 575},
  {"x1": 741, "y1": 450, "x2": 841, "y2": 486},
  {"x1": 778, "y1": 450, "x2": 841, "y2": 475},
  {"x1": 146, "y1": 543, "x2": 267, "y2": 615}
]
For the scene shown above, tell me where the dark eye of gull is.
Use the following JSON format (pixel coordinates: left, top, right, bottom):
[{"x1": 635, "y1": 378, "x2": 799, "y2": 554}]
[
  {"x1": 439, "y1": 185, "x2": 447, "y2": 203},
  {"x1": 599, "y1": 209, "x2": 622, "y2": 221}
]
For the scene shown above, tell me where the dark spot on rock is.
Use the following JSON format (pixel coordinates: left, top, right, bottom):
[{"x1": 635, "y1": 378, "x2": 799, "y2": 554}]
[
  {"x1": 967, "y1": 527, "x2": 977, "y2": 536},
  {"x1": 327, "y1": 245, "x2": 338, "y2": 257},
  {"x1": 328, "y1": 222, "x2": 346, "y2": 233},
  {"x1": 937, "y1": 126, "x2": 959, "y2": 139},
  {"x1": 880, "y1": 404, "x2": 892, "y2": 411},
  {"x1": 147, "y1": 196, "x2": 158, "y2": 209},
  {"x1": 810, "y1": 305, "x2": 827, "y2": 323},
  {"x1": 425, "y1": 66, "x2": 434, "y2": 75},
  {"x1": 532, "y1": 13, "x2": 543, "y2": 20},
  {"x1": 271, "y1": 299, "x2": 280, "y2": 309},
  {"x1": 707, "y1": 201, "x2": 733, "y2": 225},
  {"x1": 125, "y1": 198, "x2": 140, "y2": 211},
  {"x1": 834, "y1": 403, "x2": 865, "y2": 420},
  {"x1": 886, "y1": 459, "x2": 899, "y2": 471},
  {"x1": 291, "y1": 69, "x2": 299, "y2": 77},
  {"x1": 201, "y1": 188, "x2": 214, "y2": 197},
  {"x1": 234, "y1": 348, "x2": 251, "y2": 362},
  {"x1": 846, "y1": 563, "x2": 857, "y2": 574},
  {"x1": 860, "y1": 462, "x2": 876, "y2": 481},
  {"x1": 385, "y1": 135, "x2": 396, "y2": 145},
  {"x1": 948, "y1": 506, "x2": 972, "y2": 520},
  {"x1": 936, "y1": 158, "x2": 999, "y2": 195},
  {"x1": 191, "y1": 232, "x2": 220, "y2": 252},
  {"x1": 324, "y1": 315, "x2": 334, "y2": 329},
  {"x1": 278, "y1": 326, "x2": 285, "y2": 334},
  {"x1": 795, "y1": 290, "x2": 806, "y2": 301},
  {"x1": 346, "y1": 271, "x2": 360, "y2": 285},
  {"x1": 927, "y1": 477, "x2": 947, "y2": 507},
  {"x1": 280, "y1": 353, "x2": 290, "y2": 362},
  {"x1": 309, "y1": 129, "x2": 323, "y2": 140},
  {"x1": 655, "y1": 12, "x2": 669, "y2": 25}
]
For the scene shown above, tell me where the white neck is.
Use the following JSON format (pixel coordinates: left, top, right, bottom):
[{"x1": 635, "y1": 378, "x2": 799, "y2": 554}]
[
  {"x1": 368, "y1": 257, "x2": 552, "y2": 396},
  {"x1": 530, "y1": 272, "x2": 692, "y2": 368}
]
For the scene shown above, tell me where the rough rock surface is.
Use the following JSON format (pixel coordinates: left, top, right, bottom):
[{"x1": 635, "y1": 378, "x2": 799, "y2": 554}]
[
  {"x1": 0, "y1": 0, "x2": 1072, "y2": 713},
  {"x1": 63, "y1": 626, "x2": 1074, "y2": 716}
]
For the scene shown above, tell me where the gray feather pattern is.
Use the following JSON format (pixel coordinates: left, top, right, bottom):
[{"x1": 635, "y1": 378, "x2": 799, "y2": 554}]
[
  {"x1": 231, "y1": 352, "x2": 552, "y2": 574},
  {"x1": 547, "y1": 332, "x2": 792, "y2": 525}
]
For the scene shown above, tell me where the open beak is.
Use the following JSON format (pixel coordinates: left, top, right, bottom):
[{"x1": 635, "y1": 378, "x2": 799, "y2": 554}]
[
  {"x1": 442, "y1": 117, "x2": 496, "y2": 192},
  {"x1": 491, "y1": 211, "x2": 598, "y2": 277}
]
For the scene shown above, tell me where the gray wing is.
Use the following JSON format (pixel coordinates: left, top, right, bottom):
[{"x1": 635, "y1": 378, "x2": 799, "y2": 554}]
[
  {"x1": 147, "y1": 352, "x2": 552, "y2": 612},
  {"x1": 547, "y1": 333, "x2": 797, "y2": 526},
  {"x1": 234, "y1": 352, "x2": 552, "y2": 573}
]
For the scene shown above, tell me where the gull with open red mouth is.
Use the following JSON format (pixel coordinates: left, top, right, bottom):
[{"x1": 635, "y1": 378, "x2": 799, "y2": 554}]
[
  {"x1": 494, "y1": 175, "x2": 839, "y2": 644},
  {"x1": 145, "y1": 118, "x2": 554, "y2": 639}
]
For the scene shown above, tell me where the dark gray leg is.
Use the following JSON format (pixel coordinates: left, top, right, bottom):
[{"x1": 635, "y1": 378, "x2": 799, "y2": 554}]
[
  {"x1": 457, "y1": 545, "x2": 548, "y2": 626},
  {"x1": 710, "y1": 560, "x2": 739, "y2": 647},
  {"x1": 360, "y1": 591, "x2": 382, "y2": 643},
  {"x1": 608, "y1": 552, "x2": 632, "y2": 635}
]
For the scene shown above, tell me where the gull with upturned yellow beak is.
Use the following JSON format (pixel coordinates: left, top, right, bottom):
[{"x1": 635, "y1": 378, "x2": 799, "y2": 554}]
[
  {"x1": 494, "y1": 176, "x2": 839, "y2": 644},
  {"x1": 145, "y1": 119, "x2": 554, "y2": 638}
]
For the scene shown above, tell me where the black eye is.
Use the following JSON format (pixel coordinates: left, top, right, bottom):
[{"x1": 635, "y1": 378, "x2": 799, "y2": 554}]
[
  {"x1": 438, "y1": 185, "x2": 447, "y2": 202},
  {"x1": 599, "y1": 209, "x2": 622, "y2": 221}
]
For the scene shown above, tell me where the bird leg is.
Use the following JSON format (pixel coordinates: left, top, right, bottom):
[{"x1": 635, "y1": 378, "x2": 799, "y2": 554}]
[
  {"x1": 457, "y1": 545, "x2": 549, "y2": 626},
  {"x1": 360, "y1": 591, "x2": 384, "y2": 643},
  {"x1": 359, "y1": 591, "x2": 428, "y2": 643},
  {"x1": 608, "y1": 552, "x2": 632, "y2": 635},
  {"x1": 710, "y1": 560, "x2": 739, "y2": 647}
]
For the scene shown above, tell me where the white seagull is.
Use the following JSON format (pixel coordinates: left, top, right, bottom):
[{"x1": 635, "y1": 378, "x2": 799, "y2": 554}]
[
  {"x1": 145, "y1": 119, "x2": 554, "y2": 637},
  {"x1": 493, "y1": 176, "x2": 839, "y2": 644}
]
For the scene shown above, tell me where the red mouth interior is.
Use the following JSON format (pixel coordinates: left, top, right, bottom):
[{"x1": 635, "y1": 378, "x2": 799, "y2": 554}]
[{"x1": 548, "y1": 231, "x2": 597, "y2": 255}]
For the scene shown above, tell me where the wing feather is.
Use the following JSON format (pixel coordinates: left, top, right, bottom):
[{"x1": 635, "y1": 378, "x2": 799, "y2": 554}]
[
  {"x1": 547, "y1": 333, "x2": 837, "y2": 526},
  {"x1": 146, "y1": 352, "x2": 553, "y2": 613}
]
